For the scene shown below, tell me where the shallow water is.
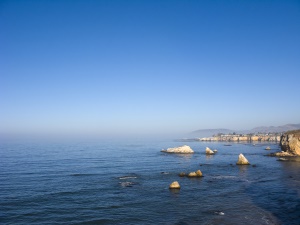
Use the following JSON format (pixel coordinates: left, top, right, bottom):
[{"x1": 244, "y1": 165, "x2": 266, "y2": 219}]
[{"x1": 0, "y1": 140, "x2": 299, "y2": 224}]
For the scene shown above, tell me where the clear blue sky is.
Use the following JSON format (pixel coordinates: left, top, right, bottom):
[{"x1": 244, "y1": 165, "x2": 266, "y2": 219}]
[{"x1": 1, "y1": 0, "x2": 300, "y2": 136}]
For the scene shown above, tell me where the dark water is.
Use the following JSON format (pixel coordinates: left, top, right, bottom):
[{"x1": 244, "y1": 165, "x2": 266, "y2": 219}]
[{"x1": 1, "y1": 140, "x2": 300, "y2": 224}]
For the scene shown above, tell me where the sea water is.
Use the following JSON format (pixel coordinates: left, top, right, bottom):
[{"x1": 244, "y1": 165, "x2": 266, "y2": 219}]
[{"x1": 1, "y1": 139, "x2": 300, "y2": 224}]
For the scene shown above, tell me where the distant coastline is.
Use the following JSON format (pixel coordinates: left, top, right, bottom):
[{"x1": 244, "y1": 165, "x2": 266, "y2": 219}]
[{"x1": 179, "y1": 133, "x2": 281, "y2": 142}]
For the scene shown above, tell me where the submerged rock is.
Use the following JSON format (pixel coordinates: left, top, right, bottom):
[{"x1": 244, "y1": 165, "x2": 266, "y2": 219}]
[
  {"x1": 178, "y1": 172, "x2": 186, "y2": 177},
  {"x1": 236, "y1": 153, "x2": 250, "y2": 165},
  {"x1": 162, "y1": 145, "x2": 194, "y2": 154},
  {"x1": 169, "y1": 181, "x2": 180, "y2": 189},
  {"x1": 119, "y1": 181, "x2": 137, "y2": 187},
  {"x1": 277, "y1": 157, "x2": 288, "y2": 161},
  {"x1": 206, "y1": 147, "x2": 215, "y2": 155}
]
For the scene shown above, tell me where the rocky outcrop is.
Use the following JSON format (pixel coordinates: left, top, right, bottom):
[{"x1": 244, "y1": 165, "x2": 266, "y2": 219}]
[
  {"x1": 236, "y1": 153, "x2": 250, "y2": 165},
  {"x1": 205, "y1": 147, "x2": 215, "y2": 155},
  {"x1": 161, "y1": 145, "x2": 194, "y2": 154},
  {"x1": 169, "y1": 181, "x2": 180, "y2": 189},
  {"x1": 280, "y1": 130, "x2": 300, "y2": 156}
]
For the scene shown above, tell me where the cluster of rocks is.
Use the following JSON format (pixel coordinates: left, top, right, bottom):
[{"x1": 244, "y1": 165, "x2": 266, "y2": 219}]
[
  {"x1": 168, "y1": 131, "x2": 300, "y2": 190},
  {"x1": 170, "y1": 169, "x2": 203, "y2": 189},
  {"x1": 178, "y1": 169, "x2": 203, "y2": 178},
  {"x1": 169, "y1": 147, "x2": 250, "y2": 189}
]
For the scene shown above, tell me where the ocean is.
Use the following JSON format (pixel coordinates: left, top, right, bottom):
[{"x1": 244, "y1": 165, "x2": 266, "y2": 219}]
[{"x1": 1, "y1": 139, "x2": 300, "y2": 224}]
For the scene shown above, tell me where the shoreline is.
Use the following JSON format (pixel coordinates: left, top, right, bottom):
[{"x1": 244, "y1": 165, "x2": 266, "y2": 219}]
[{"x1": 177, "y1": 134, "x2": 281, "y2": 142}]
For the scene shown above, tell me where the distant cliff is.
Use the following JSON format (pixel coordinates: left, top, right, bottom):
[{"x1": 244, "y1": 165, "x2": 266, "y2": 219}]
[
  {"x1": 197, "y1": 134, "x2": 281, "y2": 142},
  {"x1": 280, "y1": 130, "x2": 300, "y2": 156}
]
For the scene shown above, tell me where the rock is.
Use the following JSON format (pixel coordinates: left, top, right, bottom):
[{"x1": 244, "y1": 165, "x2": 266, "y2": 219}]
[
  {"x1": 188, "y1": 170, "x2": 203, "y2": 177},
  {"x1": 265, "y1": 146, "x2": 271, "y2": 150},
  {"x1": 206, "y1": 147, "x2": 215, "y2": 155},
  {"x1": 271, "y1": 151, "x2": 295, "y2": 157},
  {"x1": 236, "y1": 153, "x2": 250, "y2": 165},
  {"x1": 213, "y1": 150, "x2": 218, "y2": 153},
  {"x1": 195, "y1": 170, "x2": 203, "y2": 177},
  {"x1": 188, "y1": 172, "x2": 197, "y2": 177},
  {"x1": 119, "y1": 181, "x2": 137, "y2": 187},
  {"x1": 162, "y1": 145, "x2": 194, "y2": 154},
  {"x1": 178, "y1": 172, "x2": 186, "y2": 177},
  {"x1": 280, "y1": 130, "x2": 300, "y2": 156},
  {"x1": 169, "y1": 181, "x2": 180, "y2": 189}
]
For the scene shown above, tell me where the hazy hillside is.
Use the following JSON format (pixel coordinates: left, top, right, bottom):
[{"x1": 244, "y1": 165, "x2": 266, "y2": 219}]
[
  {"x1": 191, "y1": 124, "x2": 300, "y2": 137},
  {"x1": 190, "y1": 129, "x2": 234, "y2": 138},
  {"x1": 250, "y1": 124, "x2": 300, "y2": 133}
]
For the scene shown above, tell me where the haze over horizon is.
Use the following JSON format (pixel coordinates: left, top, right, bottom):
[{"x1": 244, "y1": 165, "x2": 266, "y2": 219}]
[{"x1": 1, "y1": 0, "x2": 300, "y2": 137}]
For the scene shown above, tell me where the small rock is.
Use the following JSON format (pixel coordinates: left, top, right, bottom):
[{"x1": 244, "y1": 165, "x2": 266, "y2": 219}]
[
  {"x1": 265, "y1": 146, "x2": 271, "y2": 150},
  {"x1": 236, "y1": 153, "x2": 250, "y2": 165},
  {"x1": 178, "y1": 172, "x2": 186, "y2": 177},
  {"x1": 213, "y1": 150, "x2": 218, "y2": 153},
  {"x1": 206, "y1": 147, "x2": 215, "y2": 155},
  {"x1": 169, "y1": 181, "x2": 180, "y2": 189},
  {"x1": 188, "y1": 172, "x2": 197, "y2": 177},
  {"x1": 188, "y1": 170, "x2": 203, "y2": 177},
  {"x1": 196, "y1": 170, "x2": 203, "y2": 177}
]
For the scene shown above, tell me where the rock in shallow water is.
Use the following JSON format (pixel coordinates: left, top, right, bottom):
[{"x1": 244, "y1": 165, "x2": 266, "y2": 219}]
[
  {"x1": 188, "y1": 170, "x2": 203, "y2": 177},
  {"x1": 206, "y1": 147, "x2": 215, "y2": 155},
  {"x1": 236, "y1": 153, "x2": 250, "y2": 165},
  {"x1": 169, "y1": 181, "x2": 180, "y2": 189},
  {"x1": 161, "y1": 145, "x2": 194, "y2": 154}
]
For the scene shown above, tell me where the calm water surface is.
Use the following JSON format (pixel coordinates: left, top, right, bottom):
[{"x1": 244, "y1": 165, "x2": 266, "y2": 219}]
[{"x1": 1, "y1": 140, "x2": 300, "y2": 224}]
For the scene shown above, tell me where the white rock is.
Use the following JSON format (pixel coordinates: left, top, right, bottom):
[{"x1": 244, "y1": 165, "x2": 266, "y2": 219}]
[
  {"x1": 169, "y1": 181, "x2": 180, "y2": 189},
  {"x1": 236, "y1": 153, "x2": 250, "y2": 165},
  {"x1": 162, "y1": 145, "x2": 194, "y2": 154},
  {"x1": 206, "y1": 147, "x2": 215, "y2": 155}
]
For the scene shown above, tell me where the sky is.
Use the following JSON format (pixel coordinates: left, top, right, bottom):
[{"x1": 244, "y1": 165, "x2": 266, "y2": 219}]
[{"x1": 1, "y1": 0, "x2": 300, "y2": 137}]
